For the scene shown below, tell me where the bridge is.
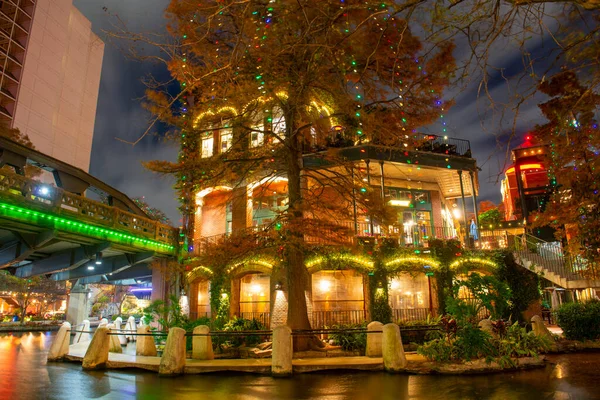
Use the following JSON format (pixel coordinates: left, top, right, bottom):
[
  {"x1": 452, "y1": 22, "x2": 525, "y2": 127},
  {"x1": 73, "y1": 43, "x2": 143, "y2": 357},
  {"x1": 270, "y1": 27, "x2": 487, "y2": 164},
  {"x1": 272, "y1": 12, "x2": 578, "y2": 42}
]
[{"x1": 0, "y1": 136, "x2": 179, "y2": 286}]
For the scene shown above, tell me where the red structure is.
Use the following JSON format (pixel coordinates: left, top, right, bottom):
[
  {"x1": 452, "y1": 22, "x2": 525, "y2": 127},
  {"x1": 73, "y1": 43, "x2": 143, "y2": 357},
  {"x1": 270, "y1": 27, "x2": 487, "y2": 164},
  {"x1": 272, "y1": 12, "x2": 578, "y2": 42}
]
[{"x1": 501, "y1": 136, "x2": 550, "y2": 223}]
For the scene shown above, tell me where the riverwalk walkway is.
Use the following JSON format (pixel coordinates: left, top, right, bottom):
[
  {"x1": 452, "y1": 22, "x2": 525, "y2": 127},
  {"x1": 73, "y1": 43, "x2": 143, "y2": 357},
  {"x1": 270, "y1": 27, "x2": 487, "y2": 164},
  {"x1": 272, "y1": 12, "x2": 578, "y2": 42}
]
[
  {"x1": 64, "y1": 341, "x2": 544, "y2": 375},
  {"x1": 66, "y1": 341, "x2": 387, "y2": 374}
]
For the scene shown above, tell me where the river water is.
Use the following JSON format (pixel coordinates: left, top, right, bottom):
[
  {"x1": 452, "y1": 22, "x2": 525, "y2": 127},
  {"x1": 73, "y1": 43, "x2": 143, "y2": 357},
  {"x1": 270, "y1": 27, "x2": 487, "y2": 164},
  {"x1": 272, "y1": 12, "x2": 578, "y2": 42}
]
[{"x1": 1, "y1": 332, "x2": 599, "y2": 400}]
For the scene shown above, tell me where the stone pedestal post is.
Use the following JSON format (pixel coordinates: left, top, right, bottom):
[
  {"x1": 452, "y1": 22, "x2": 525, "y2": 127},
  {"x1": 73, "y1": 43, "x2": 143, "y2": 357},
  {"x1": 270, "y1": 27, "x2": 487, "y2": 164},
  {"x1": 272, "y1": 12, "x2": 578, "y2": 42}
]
[
  {"x1": 159, "y1": 327, "x2": 187, "y2": 375},
  {"x1": 382, "y1": 323, "x2": 407, "y2": 372},
  {"x1": 192, "y1": 325, "x2": 214, "y2": 360},
  {"x1": 126, "y1": 316, "x2": 136, "y2": 341},
  {"x1": 366, "y1": 321, "x2": 383, "y2": 357},
  {"x1": 136, "y1": 326, "x2": 158, "y2": 356},
  {"x1": 47, "y1": 322, "x2": 71, "y2": 361},
  {"x1": 106, "y1": 324, "x2": 122, "y2": 353},
  {"x1": 82, "y1": 326, "x2": 110, "y2": 370},
  {"x1": 272, "y1": 325, "x2": 292, "y2": 377}
]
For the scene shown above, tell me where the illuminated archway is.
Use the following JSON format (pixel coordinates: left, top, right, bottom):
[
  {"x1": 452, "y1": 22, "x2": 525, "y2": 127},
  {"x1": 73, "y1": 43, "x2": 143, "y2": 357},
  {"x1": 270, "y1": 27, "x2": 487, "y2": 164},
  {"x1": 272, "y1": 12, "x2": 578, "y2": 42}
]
[
  {"x1": 305, "y1": 253, "x2": 374, "y2": 274},
  {"x1": 449, "y1": 257, "x2": 497, "y2": 275}
]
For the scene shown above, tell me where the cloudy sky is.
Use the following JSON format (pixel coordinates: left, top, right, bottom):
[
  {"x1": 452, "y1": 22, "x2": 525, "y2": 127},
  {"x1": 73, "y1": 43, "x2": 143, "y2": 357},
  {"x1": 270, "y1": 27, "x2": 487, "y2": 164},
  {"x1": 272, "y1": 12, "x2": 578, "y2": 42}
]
[{"x1": 73, "y1": 0, "x2": 553, "y2": 225}]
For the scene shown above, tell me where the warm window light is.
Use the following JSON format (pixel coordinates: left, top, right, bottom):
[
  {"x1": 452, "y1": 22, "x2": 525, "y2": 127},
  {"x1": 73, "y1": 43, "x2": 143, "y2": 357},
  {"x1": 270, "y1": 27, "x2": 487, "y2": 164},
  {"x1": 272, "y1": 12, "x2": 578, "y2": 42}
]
[
  {"x1": 505, "y1": 163, "x2": 543, "y2": 174},
  {"x1": 389, "y1": 199, "x2": 411, "y2": 207},
  {"x1": 390, "y1": 279, "x2": 400, "y2": 290},
  {"x1": 251, "y1": 284, "x2": 261, "y2": 294},
  {"x1": 319, "y1": 279, "x2": 331, "y2": 292}
]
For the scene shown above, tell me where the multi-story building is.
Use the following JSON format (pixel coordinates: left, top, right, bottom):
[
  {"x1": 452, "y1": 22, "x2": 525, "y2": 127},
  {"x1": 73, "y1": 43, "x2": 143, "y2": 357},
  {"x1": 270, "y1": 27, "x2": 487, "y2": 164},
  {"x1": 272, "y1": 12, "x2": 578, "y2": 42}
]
[
  {"x1": 185, "y1": 109, "x2": 481, "y2": 327},
  {"x1": 1, "y1": 0, "x2": 104, "y2": 172}
]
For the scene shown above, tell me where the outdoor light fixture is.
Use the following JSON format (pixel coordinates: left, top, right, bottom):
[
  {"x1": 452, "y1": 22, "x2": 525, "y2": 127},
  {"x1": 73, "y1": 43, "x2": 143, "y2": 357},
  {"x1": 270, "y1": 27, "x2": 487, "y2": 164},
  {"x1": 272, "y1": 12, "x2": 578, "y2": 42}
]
[
  {"x1": 87, "y1": 265, "x2": 95, "y2": 270},
  {"x1": 95, "y1": 252, "x2": 103, "y2": 265},
  {"x1": 452, "y1": 208, "x2": 461, "y2": 219},
  {"x1": 36, "y1": 185, "x2": 52, "y2": 199},
  {"x1": 275, "y1": 281, "x2": 283, "y2": 291}
]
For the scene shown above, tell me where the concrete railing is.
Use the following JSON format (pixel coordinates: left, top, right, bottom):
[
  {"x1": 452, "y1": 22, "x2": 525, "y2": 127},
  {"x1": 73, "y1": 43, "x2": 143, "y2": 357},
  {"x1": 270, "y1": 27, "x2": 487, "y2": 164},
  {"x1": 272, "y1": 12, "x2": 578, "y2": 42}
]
[{"x1": 0, "y1": 171, "x2": 178, "y2": 253}]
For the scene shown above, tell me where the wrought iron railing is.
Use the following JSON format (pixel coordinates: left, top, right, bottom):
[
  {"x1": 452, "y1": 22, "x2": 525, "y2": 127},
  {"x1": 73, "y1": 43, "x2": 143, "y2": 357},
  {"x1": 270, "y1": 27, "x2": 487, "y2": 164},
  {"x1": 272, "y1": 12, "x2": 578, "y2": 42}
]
[
  {"x1": 0, "y1": 171, "x2": 178, "y2": 252},
  {"x1": 311, "y1": 310, "x2": 366, "y2": 328}
]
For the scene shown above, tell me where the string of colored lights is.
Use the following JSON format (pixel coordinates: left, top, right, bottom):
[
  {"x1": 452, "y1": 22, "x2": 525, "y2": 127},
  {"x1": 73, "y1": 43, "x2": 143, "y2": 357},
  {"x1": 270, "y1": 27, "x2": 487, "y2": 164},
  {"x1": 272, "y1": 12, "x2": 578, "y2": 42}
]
[{"x1": 0, "y1": 202, "x2": 176, "y2": 252}]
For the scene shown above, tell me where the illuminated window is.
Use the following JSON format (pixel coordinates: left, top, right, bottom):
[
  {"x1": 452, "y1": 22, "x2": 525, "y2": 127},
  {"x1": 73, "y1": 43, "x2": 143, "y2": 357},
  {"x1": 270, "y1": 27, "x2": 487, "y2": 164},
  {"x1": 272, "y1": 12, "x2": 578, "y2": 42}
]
[
  {"x1": 201, "y1": 136, "x2": 214, "y2": 158},
  {"x1": 388, "y1": 274, "x2": 429, "y2": 310},
  {"x1": 240, "y1": 273, "x2": 270, "y2": 315},
  {"x1": 220, "y1": 129, "x2": 232, "y2": 153},
  {"x1": 272, "y1": 108, "x2": 286, "y2": 136},
  {"x1": 311, "y1": 270, "x2": 364, "y2": 312},
  {"x1": 250, "y1": 130, "x2": 264, "y2": 148},
  {"x1": 196, "y1": 280, "x2": 211, "y2": 318}
]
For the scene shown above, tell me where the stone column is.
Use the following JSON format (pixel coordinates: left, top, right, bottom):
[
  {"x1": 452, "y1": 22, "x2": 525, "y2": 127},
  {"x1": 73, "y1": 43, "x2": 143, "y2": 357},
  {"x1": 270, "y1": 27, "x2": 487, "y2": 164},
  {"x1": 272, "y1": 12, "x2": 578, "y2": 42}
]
[
  {"x1": 272, "y1": 325, "x2": 292, "y2": 377},
  {"x1": 229, "y1": 278, "x2": 240, "y2": 318},
  {"x1": 82, "y1": 326, "x2": 110, "y2": 370},
  {"x1": 382, "y1": 323, "x2": 407, "y2": 372},
  {"x1": 232, "y1": 186, "x2": 250, "y2": 232},
  {"x1": 151, "y1": 262, "x2": 168, "y2": 303},
  {"x1": 47, "y1": 322, "x2": 71, "y2": 361},
  {"x1": 270, "y1": 268, "x2": 288, "y2": 328},
  {"x1": 192, "y1": 325, "x2": 214, "y2": 360},
  {"x1": 66, "y1": 284, "x2": 90, "y2": 326},
  {"x1": 366, "y1": 321, "x2": 383, "y2": 357},
  {"x1": 159, "y1": 327, "x2": 187, "y2": 376}
]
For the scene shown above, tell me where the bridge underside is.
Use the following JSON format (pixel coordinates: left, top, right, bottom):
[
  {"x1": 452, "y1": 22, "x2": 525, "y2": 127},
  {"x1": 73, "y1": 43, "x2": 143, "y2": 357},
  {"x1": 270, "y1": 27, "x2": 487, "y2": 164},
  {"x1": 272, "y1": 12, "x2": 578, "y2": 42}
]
[{"x1": 0, "y1": 223, "x2": 158, "y2": 283}]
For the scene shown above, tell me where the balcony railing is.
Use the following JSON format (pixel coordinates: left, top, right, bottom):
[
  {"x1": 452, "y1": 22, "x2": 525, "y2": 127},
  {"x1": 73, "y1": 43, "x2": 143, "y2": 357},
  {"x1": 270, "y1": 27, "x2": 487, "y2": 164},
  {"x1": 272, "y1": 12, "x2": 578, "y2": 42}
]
[
  {"x1": 303, "y1": 132, "x2": 472, "y2": 158},
  {"x1": 193, "y1": 222, "x2": 459, "y2": 255}
]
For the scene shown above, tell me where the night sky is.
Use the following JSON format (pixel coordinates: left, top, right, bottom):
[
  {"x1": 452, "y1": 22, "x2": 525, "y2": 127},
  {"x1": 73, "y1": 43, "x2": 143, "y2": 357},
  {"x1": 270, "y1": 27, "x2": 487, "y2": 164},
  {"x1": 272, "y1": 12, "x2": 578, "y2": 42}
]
[{"x1": 73, "y1": 1, "x2": 551, "y2": 226}]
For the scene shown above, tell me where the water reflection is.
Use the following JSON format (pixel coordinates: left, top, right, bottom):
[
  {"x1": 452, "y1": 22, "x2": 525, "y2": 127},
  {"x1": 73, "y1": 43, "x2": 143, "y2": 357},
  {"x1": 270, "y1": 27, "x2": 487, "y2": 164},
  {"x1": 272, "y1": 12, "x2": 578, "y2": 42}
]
[{"x1": 0, "y1": 332, "x2": 598, "y2": 399}]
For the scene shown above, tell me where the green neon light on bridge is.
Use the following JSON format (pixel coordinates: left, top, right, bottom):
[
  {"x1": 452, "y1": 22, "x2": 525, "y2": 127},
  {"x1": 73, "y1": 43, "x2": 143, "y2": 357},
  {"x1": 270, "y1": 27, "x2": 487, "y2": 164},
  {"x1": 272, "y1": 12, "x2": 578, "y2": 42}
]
[{"x1": 0, "y1": 202, "x2": 176, "y2": 252}]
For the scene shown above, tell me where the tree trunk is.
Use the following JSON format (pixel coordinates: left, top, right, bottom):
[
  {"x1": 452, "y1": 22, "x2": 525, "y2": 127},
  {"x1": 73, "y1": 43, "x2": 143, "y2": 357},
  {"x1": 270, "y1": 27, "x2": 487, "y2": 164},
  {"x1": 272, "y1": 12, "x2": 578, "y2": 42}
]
[{"x1": 284, "y1": 109, "x2": 314, "y2": 351}]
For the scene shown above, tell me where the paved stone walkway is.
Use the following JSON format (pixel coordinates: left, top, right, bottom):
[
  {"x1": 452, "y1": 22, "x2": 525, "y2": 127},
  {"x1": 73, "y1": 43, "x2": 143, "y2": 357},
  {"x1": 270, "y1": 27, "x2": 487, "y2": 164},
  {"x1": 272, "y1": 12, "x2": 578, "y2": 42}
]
[
  {"x1": 65, "y1": 342, "x2": 544, "y2": 375},
  {"x1": 66, "y1": 342, "x2": 414, "y2": 374}
]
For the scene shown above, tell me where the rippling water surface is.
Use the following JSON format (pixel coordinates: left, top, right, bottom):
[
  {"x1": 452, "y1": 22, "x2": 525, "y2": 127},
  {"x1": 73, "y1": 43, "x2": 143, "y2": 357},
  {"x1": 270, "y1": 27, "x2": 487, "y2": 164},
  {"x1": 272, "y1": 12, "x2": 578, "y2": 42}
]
[{"x1": 1, "y1": 332, "x2": 599, "y2": 400}]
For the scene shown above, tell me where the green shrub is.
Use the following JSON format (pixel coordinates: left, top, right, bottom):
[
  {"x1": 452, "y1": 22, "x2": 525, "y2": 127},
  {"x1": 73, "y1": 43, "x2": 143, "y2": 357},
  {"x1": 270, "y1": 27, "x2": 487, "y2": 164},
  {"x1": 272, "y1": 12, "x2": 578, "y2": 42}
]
[
  {"x1": 555, "y1": 300, "x2": 600, "y2": 341},
  {"x1": 417, "y1": 320, "x2": 550, "y2": 365},
  {"x1": 493, "y1": 322, "x2": 551, "y2": 367},
  {"x1": 417, "y1": 337, "x2": 454, "y2": 362},
  {"x1": 328, "y1": 323, "x2": 367, "y2": 353}
]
